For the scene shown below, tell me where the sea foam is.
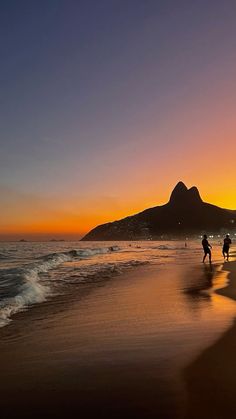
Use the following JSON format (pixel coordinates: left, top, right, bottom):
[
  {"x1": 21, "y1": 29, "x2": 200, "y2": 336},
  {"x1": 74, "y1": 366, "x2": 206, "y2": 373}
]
[{"x1": 0, "y1": 246, "x2": 120, "y2": 327}]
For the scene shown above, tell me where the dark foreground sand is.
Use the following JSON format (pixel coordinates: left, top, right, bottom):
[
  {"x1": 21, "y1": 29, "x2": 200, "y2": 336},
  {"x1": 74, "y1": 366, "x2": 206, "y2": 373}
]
[
  {"x1": 185, "y1": 259, "x2": 236, "y2": 419},
  {"x1": 0, "y1": 265, "x2": 186, "y2": 419},
  {"x1": 0, "y1": 261, "x2": 235, "y2": 419}
]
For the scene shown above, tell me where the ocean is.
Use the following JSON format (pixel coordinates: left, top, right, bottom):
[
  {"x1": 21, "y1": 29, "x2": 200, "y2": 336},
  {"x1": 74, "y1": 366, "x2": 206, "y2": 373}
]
[
  {"x1": 0, "y1": 240, "x2": 191, "y2": 327},
  {"x1": 0, "y1": 240, "x2": 235, "y2": 417},
  {"x1": 0, "y1": 239, "x2": 233, "y2": 329}
]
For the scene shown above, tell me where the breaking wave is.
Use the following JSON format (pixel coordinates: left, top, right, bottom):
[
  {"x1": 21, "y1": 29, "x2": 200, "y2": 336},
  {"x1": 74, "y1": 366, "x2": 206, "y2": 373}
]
[{"x1": 0, "y1": 246, "x2": 120, "y2": 328}]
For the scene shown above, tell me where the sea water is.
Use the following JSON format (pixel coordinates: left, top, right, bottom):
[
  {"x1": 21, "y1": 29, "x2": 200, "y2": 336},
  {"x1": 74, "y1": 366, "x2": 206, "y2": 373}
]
[
  {"x1": 0, "y1": 240, "x2": 235, "y2": 418},
  {"x1": 0, "y1": 239, "x2": 233, "y2": 328}
]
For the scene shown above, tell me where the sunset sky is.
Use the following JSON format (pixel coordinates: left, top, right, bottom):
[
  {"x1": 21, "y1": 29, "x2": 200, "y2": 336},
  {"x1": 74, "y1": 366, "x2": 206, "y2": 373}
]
[{"x1": 1, "y1": 0, "x2": 236, "y2": 239}]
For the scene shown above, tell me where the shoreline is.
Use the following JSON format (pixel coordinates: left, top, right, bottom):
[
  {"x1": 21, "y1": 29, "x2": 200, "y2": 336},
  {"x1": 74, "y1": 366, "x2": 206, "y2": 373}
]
[
  {"x1": 185, "y1": 257, "x2": 236, "y2": 418},
  {"x1": 216, "y1": 258, "x2": 236, "y2": 301},
  {"x1": 0, "y1": 259, "x2": 235, "y2": 418},
  {"x1": 0, "y1": 264, "x2": 186, "y2": 419}
]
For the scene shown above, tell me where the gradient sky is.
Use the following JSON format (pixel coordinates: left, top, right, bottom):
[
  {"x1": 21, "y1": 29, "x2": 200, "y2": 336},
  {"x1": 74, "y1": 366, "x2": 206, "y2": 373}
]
[{"x1": 1, "y1": 0, "x2": 236, "y2": 239}]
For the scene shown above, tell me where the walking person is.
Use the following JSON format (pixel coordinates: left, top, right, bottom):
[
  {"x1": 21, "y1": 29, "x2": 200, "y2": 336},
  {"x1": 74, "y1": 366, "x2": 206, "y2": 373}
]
[
  {"x1": 202, "y1": 234, "x2": 212, "y2": 264},
  {"x1": 222, "y1": 234, "x2": 231, "y2": 261}
]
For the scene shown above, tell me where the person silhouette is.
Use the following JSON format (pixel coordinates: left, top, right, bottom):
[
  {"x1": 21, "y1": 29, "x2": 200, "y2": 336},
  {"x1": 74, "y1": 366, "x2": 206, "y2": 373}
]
[
  {"x1": 222, "y1": 234, "x2": 231, "y2": 261},
  {"x1": 202, "y1": 234, "x2": 212, "y2": 264}
]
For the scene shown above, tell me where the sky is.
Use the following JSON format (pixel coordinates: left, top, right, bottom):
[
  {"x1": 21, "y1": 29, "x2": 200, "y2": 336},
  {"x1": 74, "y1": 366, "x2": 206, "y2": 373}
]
[{"x1": 1, "y1": 0, "x2": 236, "y2": 239}]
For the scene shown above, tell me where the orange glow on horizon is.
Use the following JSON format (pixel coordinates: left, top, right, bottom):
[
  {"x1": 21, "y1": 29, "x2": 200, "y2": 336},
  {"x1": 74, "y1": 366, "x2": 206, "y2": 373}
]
[
  {"x1": 1, "y1": 184, "x2": 236, "y2": 240},
  {"x1": 1, "y1": 2, "x2": 236, "y2": 241}
]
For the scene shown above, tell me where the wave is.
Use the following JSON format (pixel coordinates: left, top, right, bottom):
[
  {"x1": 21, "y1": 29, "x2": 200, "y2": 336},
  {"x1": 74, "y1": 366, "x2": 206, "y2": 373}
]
[
  {"x1": 57, "y1": 259, "x2": 150, "y2": 284},
  {"x1": 37, "y1": 246, "x2": 120, "y2": 262},
  {"x1": 0, "y1": 246, "x2": 120, "y2": 328},
  {"x1": 151, "y1": 245, "x2": 171, "y2": 250},
  {"x1": 0, "y1": 253, "x2": 12, "y2": 260},
  {"x1": 150, "y1": 244, "x2": 193, "y2": 250},
  {"x1": 0, "y1": 270, "x2": 49, "y2": 328}
]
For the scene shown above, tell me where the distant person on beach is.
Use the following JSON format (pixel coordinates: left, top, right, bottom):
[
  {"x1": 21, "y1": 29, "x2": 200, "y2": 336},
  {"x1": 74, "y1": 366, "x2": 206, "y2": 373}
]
[
  {"x1": 202, "y1": 234, "x2": 212, "y2": 264},
  {"x1": 222, "y1": 234, "x2": 231, "y2": 261}
]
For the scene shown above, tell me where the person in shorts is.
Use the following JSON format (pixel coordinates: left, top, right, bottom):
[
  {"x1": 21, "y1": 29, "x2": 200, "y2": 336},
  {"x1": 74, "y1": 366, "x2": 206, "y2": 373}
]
[
  {"x1": 202, "y1": 234, "x2": 212, "y2": 264},
  {"x1": 222, "y1": 234, "x2": 231, "y2": 261}
]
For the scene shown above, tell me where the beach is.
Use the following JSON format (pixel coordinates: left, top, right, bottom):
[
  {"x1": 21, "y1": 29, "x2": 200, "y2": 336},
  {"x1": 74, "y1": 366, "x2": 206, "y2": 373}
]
[
  {"x1": 0, "y1": 242, "x2": 236, "y2": 418},
  {"x1": 2, "y1": 1, "x2": 236, "y2": 417},
  {"x1": 185, "y1": 257, "x2": 236, "y2": 419}
]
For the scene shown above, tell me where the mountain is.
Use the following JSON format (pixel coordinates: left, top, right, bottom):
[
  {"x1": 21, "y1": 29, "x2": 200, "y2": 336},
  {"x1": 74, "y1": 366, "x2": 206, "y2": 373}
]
[{"x1": 81, "y1": 182, "x2": 236, "y2": 240}]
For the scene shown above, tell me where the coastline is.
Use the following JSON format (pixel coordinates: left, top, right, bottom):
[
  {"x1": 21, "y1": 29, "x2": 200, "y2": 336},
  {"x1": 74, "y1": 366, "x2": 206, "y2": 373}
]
[
  {"x1": 0, "y1": 264, "x2": 186, "y2": 419},
  {"x1": 185, "y1": 257, "x2": 236, "y2": 419},
  {"x1": 0, "y1": 259, "x2": 235, "y2": 418},
  {"x1": 216, "y1": 259, "x2": 236, "y2": 301}
]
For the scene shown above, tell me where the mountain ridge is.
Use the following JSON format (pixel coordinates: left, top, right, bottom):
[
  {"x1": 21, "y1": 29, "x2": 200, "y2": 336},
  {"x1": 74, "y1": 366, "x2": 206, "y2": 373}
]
[{"x1": 82, "y1": 182, "x2": 236, "y2": 240}]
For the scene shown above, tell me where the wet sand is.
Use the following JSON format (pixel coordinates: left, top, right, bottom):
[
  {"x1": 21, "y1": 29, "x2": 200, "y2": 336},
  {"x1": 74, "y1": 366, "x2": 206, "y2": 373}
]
[
  {"x1": 185, "y1": 259, "x2": 236, "y2": 419},
  {"x1": 0, "y1": 265, "x2": 184, "y2": 419},
  {"x1": 0, "y1": 262, "x2": 235, "y2": 419}
]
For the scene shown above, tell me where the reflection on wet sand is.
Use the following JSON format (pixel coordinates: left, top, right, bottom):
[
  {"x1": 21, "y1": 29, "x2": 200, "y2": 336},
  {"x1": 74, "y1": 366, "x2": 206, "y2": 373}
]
[{"x1": 184, "y1": 260, "x2": 236, "y2": 419}]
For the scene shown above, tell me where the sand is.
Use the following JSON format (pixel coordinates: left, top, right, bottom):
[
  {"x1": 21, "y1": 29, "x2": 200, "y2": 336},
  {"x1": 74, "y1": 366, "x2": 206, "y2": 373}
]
[
  {"x1": 185, "y1": 258, "x2": 236, "y2": 419},
  {"x1": 0, "y1": 260, "x2": 235, "y2": 419},
  {"x1": 0, "y1": 265, "x2": 185, "y2": 419}
]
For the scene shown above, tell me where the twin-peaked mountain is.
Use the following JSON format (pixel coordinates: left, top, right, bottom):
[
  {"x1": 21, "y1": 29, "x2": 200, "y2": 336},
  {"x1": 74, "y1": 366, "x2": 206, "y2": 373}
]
[{"x1": 82, "y1": 182, "x2": 236, "y2": 240}]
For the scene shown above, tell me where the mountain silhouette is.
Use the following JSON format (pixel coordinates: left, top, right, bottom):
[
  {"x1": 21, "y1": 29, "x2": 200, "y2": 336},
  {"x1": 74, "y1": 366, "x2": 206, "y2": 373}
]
[
  {"x1": 169, "y1": 181, "x2": 202, "y2": 206},
  {"x1": 82, "y1": 182, "x2": 236, "y2": 240}
]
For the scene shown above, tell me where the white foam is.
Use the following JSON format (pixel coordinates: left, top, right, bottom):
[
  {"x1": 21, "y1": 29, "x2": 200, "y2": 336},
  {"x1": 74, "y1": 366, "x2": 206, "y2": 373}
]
[
  {"x1": 76, "y1": 246, "x2": 120, "y2": 257},
  {"x1": 0, "y1": 272, "x2": 49, "y2": 327},
  {"x1": 0, "y1": 246, "x2": 120, "y2": 327}
]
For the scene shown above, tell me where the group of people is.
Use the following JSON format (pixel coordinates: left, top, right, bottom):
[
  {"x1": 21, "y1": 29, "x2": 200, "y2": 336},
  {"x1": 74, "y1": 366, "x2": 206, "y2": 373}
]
[{"x1": 202, "y1": 234, "x2": 232, "y2": 264}]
